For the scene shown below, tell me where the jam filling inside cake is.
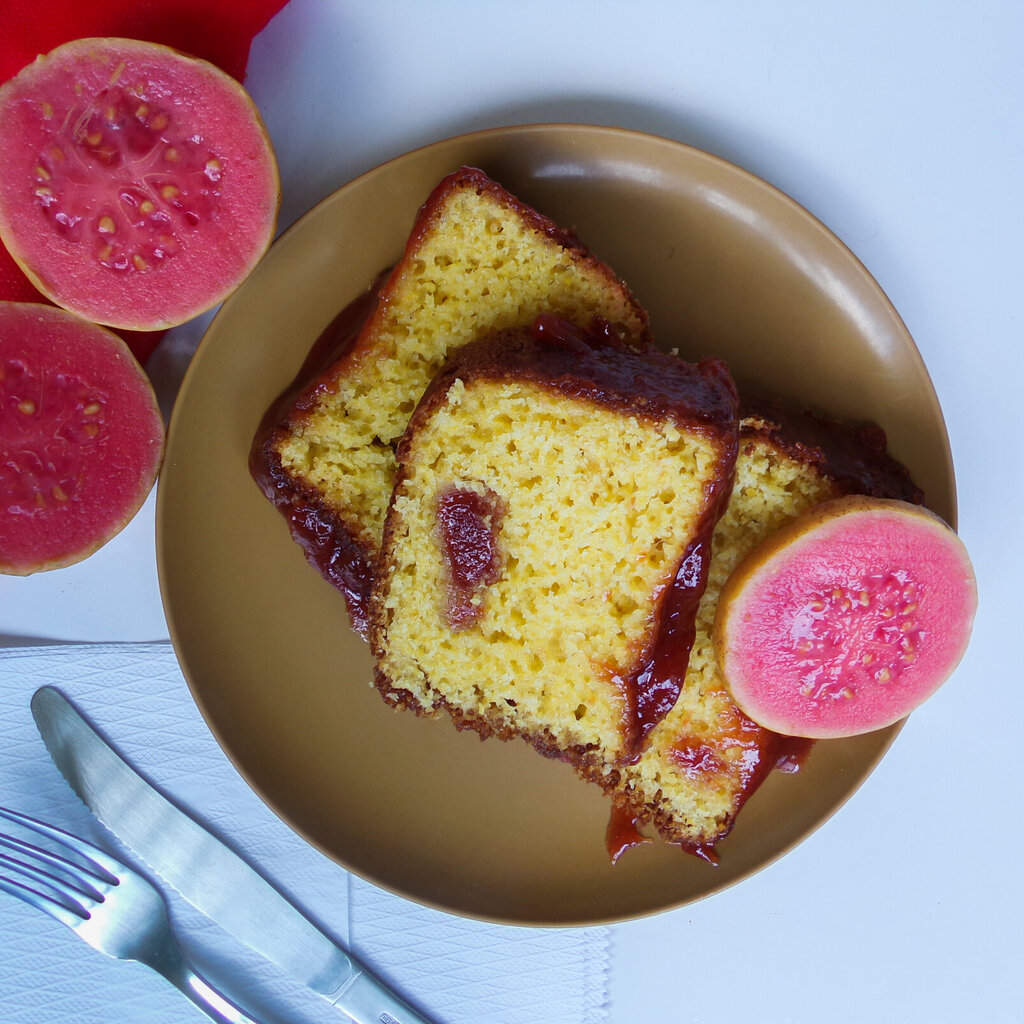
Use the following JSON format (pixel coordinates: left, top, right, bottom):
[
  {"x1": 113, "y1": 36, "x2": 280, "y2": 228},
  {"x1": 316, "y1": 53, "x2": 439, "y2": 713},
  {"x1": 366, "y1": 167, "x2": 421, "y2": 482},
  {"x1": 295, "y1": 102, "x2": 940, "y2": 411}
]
[{"x1": 435, "y1": 485, "x2": 506, "y2": 630}]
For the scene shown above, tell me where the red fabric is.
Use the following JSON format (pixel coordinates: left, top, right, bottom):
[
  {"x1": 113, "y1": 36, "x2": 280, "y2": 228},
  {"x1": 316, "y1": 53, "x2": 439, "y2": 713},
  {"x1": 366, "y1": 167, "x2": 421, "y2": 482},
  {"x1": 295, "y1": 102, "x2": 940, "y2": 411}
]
[{"x1": 0, "y1": 0, "x2": 289, "y2": 363}]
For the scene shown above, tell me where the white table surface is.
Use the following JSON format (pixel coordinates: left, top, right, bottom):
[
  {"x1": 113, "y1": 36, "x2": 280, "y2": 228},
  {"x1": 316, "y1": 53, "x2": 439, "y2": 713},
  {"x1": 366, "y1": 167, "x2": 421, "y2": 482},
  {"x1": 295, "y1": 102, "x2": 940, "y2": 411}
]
[{"x1": 2, "y1": 1, "x2": 1022, "y2": 1021}]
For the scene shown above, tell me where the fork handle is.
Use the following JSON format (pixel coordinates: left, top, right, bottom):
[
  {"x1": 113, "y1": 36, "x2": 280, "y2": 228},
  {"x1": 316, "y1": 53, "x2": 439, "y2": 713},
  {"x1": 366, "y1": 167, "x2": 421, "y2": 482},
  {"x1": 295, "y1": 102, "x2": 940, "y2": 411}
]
[{"x1": 151, "y1": 941, "x2": 263, "y2": 1024}]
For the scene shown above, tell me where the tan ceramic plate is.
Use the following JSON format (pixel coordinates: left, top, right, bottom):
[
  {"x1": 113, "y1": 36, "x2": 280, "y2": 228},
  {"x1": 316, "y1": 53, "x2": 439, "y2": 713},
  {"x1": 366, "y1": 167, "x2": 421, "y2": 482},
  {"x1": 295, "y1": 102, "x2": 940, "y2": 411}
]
[{"x1": 157, "y1": 125, "x2": 954, "y2": 926}]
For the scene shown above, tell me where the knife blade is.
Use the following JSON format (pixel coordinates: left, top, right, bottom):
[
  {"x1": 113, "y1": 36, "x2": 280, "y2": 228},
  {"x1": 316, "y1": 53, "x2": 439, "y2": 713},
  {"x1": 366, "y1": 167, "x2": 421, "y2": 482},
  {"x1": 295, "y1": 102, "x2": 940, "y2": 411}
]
[{"x1": 31, "y1": 685, "x2": 432, "y2": 1024}]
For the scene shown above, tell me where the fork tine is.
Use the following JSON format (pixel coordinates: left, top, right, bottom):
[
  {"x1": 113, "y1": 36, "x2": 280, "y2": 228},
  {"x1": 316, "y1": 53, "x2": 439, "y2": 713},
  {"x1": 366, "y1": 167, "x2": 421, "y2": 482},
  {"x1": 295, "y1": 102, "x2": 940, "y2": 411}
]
[
  {"x1": 0, "y1": 832, "x2": 108, "y2": 900},
  {"x1": 0, "y1": 846, "x2": 99, "y2": 903},
  {"x1": 0, "y1": 839, "x2": 103, "y2": 905},
  {"x1": 0, "y1": 858, "x2": 90, "y2": 929},
  {"x1": 0, "y1": 805, "x2": 119, "y2": 881},
  {"x1": 0, "y1": 805, "x2": 118, "y2": 925}
]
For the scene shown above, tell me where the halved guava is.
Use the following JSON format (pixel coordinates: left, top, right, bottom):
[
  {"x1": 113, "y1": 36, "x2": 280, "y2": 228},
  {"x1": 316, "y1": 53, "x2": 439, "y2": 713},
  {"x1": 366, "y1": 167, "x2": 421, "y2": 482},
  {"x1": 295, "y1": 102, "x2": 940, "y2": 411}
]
[
  {"x1": 0, "y1": 37, "x2": 279, "y2": 331},
  {"x1": 0, "y1": 301, "x2": 164, "y2": 574},
  {"x1": 713, "y1": 496, "x2": 977, "y2": 739}
]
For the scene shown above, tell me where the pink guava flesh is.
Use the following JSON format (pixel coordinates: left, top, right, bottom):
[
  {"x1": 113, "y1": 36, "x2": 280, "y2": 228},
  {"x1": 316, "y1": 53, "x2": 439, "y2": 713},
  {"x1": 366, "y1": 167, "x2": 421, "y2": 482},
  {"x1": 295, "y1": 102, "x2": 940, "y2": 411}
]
[
  {"x1": 0, "y1": 38, "x2": 279, "y2": 331},
  {"x1": 714, "y1": 497, "x2": 977, "y2": 738},
  {"x1": 0, "y1": 301, "x2": 164, "y2": 573}
]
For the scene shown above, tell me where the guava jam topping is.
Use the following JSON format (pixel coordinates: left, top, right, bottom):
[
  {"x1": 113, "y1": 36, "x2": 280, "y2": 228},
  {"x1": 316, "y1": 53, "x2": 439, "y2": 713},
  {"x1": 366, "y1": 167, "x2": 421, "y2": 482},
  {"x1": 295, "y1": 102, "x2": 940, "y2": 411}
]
[
  {"x1": 667, "y1": 698, "x2": 777, "y2": 796},
  {"x1": 248, "y1": 280, "x2": 387, "y2": 638},
  {"x1": 0, "y1": 357, "x2": 106, "y2": 512},
  {"x1": 436, "y1": 485, "x2": 506, "y2": 629},
  {"x1": 788, "y1": 570, "x2": 922, "y2": 702},
  {"x1": 605, "y1": 799, "x2": 652, "y2": 864},
  {"x1": 659, "y1": 709, "x2": 815, "y2": 862},
  {"x1": 32, "y1": 85, "x2": 223, "y2": 274}
]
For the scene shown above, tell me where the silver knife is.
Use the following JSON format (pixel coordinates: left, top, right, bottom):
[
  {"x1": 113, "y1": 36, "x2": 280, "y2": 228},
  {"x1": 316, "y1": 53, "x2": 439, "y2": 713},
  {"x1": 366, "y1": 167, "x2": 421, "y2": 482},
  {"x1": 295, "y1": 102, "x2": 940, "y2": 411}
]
[{"x1": 31, "y1": 685, "x2": 433, "y2": 1024}]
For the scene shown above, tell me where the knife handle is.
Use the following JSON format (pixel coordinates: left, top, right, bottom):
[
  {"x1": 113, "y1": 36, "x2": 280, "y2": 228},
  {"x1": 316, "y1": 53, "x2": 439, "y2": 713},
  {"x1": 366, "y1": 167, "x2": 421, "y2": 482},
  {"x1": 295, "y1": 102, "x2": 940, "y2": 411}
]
[{"x1": 330, "y1": 964, "x2": 434, "y2": 1024}]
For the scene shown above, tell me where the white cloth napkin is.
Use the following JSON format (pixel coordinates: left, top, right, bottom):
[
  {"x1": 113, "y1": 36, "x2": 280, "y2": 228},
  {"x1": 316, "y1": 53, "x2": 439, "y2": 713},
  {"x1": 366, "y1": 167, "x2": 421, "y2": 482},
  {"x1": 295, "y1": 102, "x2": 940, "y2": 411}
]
[
  {"x1": 350, "y1": 878, "x2": 610, "y2": 1024},
  {"x1": 0, "y1": 642, "x2": 610, "y2": 1024}
]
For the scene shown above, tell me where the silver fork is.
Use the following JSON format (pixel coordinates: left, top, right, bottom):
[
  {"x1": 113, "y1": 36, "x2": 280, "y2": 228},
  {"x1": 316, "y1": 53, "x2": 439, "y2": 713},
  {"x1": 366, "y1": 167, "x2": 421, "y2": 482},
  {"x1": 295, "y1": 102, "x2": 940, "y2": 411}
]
[{"x1": 0, "y1": 805, "x2": 261, "y2": 1023}]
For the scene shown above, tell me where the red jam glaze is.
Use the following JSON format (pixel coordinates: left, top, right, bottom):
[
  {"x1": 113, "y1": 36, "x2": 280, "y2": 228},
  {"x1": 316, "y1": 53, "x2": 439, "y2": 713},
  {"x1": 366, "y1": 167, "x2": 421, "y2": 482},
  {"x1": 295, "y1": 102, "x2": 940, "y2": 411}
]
[
  {"x1": 605, "y1": 798, "x2": 652, "y2": 864},
  {"x1": 668, "y1": 737, "x2": 730, "y2": 780},
  {"x1": 528, "y1": 313, "x2": 738, "y2": 429},
  {"x1": 248, "y1": 275, "x2": 386, "y2": 636},
  {"x1": 435, "y1": 486, "x2": 506, "y2": 629},
  {"x1": 619, "y1": 535, "x2": 720, "y2": 758},
  {"x1": 666, "y1": 697, "x2": 779, "y2": 797},
  {"x1": 739, "y1": 398, "x2": 923, "y2": 506},
  {"x1": 650, "y1": 699, "x2": 817, "y2": 864},
  {"x1": 677, "y1": 841, "x2": 721, "y2": 865},
  {"x1": 774, "y1": 735, "x2": 815, "y2": 773}
]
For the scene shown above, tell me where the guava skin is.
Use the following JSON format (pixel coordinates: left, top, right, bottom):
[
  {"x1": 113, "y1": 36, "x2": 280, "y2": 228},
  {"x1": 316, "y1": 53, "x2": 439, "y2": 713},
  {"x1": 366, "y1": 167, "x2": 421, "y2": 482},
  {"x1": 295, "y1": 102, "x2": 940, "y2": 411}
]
[
  {"x1": 0, "y1": 38, "x2": 279, "y2": 331},
  {"x1": 713, "y1": 496, "x2": 977, "y2": 739},
  {"x1": 0, "y1": 301, "x2": 165, "y2": 574}
]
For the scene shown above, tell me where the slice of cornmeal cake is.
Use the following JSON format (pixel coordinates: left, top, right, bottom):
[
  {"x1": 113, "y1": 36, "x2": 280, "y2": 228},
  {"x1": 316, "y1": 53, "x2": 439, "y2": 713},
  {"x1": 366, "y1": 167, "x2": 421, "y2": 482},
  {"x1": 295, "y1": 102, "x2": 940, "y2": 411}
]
[
  {"x1": 369, "y1": 314, "x2": 739, "y2": 770},
  {"x1": 608, "y1": 402, "x2": 924, "y2": 857},
  {"x1": 251, "y1": 167, "x2": 650, "y2": 635}
]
